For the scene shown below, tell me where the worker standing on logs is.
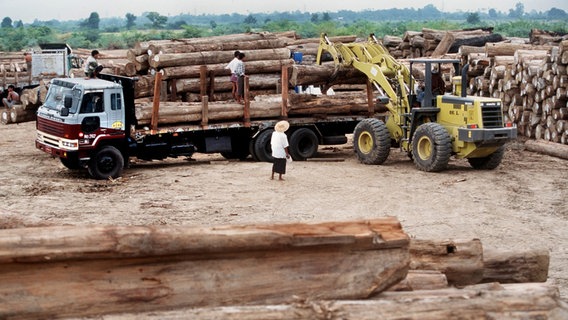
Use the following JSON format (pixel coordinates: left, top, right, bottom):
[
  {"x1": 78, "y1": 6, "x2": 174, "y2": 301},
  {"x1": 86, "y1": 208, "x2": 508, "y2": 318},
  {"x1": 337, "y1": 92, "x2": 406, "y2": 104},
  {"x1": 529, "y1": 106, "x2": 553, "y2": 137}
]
[
  {"x1": 225, "y1": 50, "x2": 240, "y2": 101},
  {"x1": 234, "y1": 52, "x2": 246, "y2": 104}
]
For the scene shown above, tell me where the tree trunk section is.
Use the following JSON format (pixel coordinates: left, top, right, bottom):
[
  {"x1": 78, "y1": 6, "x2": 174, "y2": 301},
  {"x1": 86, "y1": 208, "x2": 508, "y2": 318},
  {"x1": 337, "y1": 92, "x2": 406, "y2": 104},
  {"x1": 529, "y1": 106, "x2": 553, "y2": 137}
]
[{"x1": 0, "y1": 219, "x2": 410, "y2": 319}]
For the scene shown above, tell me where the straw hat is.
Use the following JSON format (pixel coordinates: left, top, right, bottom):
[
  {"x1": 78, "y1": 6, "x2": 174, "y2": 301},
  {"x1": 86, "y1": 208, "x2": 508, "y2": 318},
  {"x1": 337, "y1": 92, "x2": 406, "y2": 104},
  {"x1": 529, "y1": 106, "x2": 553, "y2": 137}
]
[{"x1": 274, "y1": 120, "x2": 290, "y2": 132}]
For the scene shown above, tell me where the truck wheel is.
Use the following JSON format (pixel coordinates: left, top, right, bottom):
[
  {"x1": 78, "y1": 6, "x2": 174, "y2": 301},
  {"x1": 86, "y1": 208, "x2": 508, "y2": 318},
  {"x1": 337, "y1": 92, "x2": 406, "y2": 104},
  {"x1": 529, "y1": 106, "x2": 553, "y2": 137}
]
[
  {"x1": 289, "y1": 128, "x2": 318, "y2": 160},
  {"x1": 353, "y1": 118, "x2": 390, "y2": 164},
  {"x1": 322, "y1": 135, "x2": 348, "y2": 145},
  {"x1": 253, "y1": 129, "x2": 274, "y2": 163},
  {"x1": 221, "y1": 139, "x2": 250, "y2": 160},
  {"x1": 412, "y1": 123, "x2": 452, "y2": 172},
  {"x1": 249, "y1": 139, "x2": 259, "y2": 161},
  {"x1": 468, "y1": 145, "x2": 505, "y2": 170},
  {"x1": 60, "y1": 155, "x2": 81, "y2": 170},
  {"x1": 88, "y1": 146, "x2": 124, "y2": 180}
]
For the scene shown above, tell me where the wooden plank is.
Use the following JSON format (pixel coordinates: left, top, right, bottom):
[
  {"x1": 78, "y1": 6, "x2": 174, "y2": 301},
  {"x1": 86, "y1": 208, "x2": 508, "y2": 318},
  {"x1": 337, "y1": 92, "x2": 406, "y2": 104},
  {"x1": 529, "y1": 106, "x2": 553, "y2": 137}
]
[{"x1": 0, "y1": 219, "x2": 410, "y2": 319}]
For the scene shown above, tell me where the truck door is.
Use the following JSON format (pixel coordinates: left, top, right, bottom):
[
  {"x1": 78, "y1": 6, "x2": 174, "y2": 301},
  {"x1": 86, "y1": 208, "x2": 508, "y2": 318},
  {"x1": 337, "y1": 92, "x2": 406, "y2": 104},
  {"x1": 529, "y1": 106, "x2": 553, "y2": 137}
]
[
  {"x1": 79, "y1": 92, "x2": 108, "y2": 132},
  {"x1": 106, "y1": 89, "x2": 125, "y2": 131}
]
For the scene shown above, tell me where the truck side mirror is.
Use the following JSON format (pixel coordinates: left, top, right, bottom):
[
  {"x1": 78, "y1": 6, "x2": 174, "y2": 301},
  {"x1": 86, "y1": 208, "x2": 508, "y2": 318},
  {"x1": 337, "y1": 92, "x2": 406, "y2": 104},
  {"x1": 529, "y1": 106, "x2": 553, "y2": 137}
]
[{"x1": 60, "y1": 95, "x2": 72, "y2": 116}]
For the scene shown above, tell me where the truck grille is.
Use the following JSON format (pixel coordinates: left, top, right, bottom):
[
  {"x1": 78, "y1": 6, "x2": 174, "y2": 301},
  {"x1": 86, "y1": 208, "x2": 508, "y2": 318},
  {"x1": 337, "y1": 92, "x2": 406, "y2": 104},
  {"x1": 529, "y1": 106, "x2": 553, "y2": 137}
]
[
  {"x1": 37, "y1": 116, "x2": 65, "y2": 136},
  {"x1": 481, "y1": 104, "x2": 503, "y2": 129}
]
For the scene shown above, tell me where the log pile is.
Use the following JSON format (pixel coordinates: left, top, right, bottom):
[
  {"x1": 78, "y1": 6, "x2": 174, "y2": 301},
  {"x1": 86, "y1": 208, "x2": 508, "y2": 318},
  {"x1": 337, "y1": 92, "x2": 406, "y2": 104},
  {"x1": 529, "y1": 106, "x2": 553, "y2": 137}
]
[
  {"x1": 462, "y1": 38, "x2": 568, "y2": 145},
  {"x1": 386, "y1": 28, "x2": 503, "y2": 59},
  {"x1": 1, "y1": 80, "x2": 49, "y2": 125},
  {"x1": 0, "y1": 218, "x2": 563, "y2": 319}
]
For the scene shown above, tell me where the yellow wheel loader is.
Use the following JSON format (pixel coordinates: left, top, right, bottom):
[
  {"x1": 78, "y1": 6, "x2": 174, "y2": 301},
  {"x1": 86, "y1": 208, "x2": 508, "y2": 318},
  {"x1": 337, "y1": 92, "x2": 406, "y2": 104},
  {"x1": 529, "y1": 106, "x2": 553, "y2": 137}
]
[{"x1": 316, "y1": 33, "x2": 517, "y2": 171}]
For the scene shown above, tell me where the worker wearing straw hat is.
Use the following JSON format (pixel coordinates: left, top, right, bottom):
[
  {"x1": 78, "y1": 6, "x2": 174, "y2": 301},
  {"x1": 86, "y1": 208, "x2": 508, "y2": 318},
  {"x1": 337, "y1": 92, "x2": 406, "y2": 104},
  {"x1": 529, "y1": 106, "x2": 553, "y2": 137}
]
[{"x1": 270, "y1": 120, "x2": 290, "y2": 181}]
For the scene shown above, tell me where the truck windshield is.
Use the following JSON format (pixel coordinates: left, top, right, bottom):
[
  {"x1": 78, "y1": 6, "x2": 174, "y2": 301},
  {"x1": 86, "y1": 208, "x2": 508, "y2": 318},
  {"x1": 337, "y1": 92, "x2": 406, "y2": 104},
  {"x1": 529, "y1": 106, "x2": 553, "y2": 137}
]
[{"x1": 43, "y1": 84, "x2": 81, "y2": 114}]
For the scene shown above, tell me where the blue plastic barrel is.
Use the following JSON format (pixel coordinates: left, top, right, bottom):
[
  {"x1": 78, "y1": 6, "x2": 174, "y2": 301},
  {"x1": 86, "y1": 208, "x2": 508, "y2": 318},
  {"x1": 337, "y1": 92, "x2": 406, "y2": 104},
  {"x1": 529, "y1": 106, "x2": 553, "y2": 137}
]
[{"x1": 292, "y1": 52, "x2": 303, "y2": 64}]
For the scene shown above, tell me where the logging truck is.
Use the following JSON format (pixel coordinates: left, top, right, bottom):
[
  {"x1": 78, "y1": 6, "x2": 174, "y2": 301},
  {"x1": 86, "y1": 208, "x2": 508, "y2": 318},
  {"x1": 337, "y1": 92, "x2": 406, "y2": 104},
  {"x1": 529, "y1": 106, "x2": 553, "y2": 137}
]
[
  {"x1": 317, "y1": 34, "x2": 518, "y2": 171},
  {"x1": 35, "y1": 73, "x2": 370, "y2": 179}
]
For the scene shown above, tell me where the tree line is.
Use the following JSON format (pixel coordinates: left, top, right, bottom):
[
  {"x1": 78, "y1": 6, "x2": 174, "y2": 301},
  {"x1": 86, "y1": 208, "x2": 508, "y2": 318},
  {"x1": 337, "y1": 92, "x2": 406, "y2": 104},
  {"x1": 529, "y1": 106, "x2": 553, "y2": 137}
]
[{"x1": 0, "y1": 3, "x2": 566, "y2": 51}]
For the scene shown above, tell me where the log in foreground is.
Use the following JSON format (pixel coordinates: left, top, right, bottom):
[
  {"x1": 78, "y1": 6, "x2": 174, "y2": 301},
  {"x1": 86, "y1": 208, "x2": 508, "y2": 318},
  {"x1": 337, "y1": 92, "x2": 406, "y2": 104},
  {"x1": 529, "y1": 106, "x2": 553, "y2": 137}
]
[
  {"x1": 525, "y1": 139, "x2": 568, "y2": 160},
  {"x1": 0, "y1": 218, "x2": 410, "y2": 319},
  {"x1": 88, "y1": 283, "x2": 568, "y2": 320}
]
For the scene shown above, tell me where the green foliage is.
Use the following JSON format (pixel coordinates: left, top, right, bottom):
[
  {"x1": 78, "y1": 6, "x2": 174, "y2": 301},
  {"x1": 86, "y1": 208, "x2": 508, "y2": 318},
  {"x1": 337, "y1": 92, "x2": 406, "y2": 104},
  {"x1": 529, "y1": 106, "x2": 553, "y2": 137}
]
[
  {"x1": 1, "y1": 17, "x2": 13, "y2": 28},
  {"x1": 244, "y1": 14, "x2": 257, "y2": 25},
  {"x1": 146, "y1": 12, "x2": 168, "y2": 29},
  {"x1": 467, "y1": 13, "x2": 481, "y2": 24},
  {"x1": 125, "y1": 13, "x2": 136, "y2": 30},
  {"x1": 0, "y1": 25, "x2": 56, "y2": 51},
  {"x1": 80, "y1": 12, "x2": 100, "y2": 30},
  {"x1": 182, "y1": 25, "x2": 202, "y2": 38}
]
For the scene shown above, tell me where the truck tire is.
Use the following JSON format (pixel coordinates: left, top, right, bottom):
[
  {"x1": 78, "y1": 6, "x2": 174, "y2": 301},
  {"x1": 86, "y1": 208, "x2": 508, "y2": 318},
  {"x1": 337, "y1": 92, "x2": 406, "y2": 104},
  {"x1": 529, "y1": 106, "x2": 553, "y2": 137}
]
[
  {"x1": 412, "y1": 122, "x2": 452, "y2": 172},
  {"x1": 353, "y1": 118, "x2": 391, "y2": 164},
  {"x1": 289, "y1": 128, "x2": 318, "y2": 160},
  {"x1": 88, "y1": 146, "x2": 124, "y2": 180},
  {"x1": 467, "y1": 145, "x2": 505, "y2": 170},
  {"x1": 221, "y1": 139, "x2": 250, "y2": 160},
  {"x1": 249, "y1": 139, "x2": 259, "y2": 161},
  {"x1": 253, "y1": 129, "x2": 274, "y2": 163},
  {"x1": 60, "y1": 155, "x2": 81, "y2": 170},
  {"x1": 322, "y1": 135, "x2": 348, "y2": 145}
]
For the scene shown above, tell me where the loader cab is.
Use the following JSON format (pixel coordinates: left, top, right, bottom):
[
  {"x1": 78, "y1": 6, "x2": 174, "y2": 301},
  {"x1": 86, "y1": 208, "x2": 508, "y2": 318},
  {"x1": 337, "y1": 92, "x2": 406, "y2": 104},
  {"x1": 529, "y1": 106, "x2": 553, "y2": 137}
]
[{"x1": 408, "y1": 59, "x2": 463, "y2": 108}]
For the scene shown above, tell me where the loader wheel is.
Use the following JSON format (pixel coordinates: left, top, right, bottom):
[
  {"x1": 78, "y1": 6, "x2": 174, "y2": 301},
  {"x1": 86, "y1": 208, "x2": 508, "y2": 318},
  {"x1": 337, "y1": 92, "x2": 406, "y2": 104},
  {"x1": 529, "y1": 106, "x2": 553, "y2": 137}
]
[
  {"x1": 88, "y1": 146, "x2": 124, "y2": 180},
  {"x1": 353, "y1": 118, "x2": 390, "y2": 165},
  {"x1": 253, "y1": 129, "x2": 274, "y2": 163},
  {"x1": 289, "y1": 128, "x2": 318, "y2": 160},
  {"x1": 468, "y1": 145, "x2": 505, "y2": 170},
  {"x1": 412, "y1": 123, "x2": 452, "y2": 172}
]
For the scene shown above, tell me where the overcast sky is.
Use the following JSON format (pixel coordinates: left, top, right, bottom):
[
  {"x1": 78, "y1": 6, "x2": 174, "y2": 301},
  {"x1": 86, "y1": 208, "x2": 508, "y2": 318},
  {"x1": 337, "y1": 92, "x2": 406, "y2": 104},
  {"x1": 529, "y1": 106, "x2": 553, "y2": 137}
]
[{"x1": 4, "y1": 0, "x2": 567, "y2": 23}]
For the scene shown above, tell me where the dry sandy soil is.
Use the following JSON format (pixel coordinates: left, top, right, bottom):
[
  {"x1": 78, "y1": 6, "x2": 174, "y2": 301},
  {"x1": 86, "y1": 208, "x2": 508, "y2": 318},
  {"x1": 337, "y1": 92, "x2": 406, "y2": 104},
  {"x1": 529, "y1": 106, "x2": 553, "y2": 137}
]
[{"x1": 1, "y1": 120, "x2": 567, "y2": 299}]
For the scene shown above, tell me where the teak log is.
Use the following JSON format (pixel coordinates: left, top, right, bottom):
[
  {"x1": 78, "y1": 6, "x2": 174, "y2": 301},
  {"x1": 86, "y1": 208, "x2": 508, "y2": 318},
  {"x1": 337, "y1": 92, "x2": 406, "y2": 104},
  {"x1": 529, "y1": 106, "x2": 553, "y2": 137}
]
[
  {"x1": 148, "y1": 38, "x2": 289, "y2": 55},
  {"x1": 481, "y1": 248, "x2": 549, "y2": 284},
  {"x1": 289, "y1": 63, "x2": 367, "y2": 86},
  {"x1": 88, "y1": 283, "x2": 567, "y2": 320},
  {"x1": 386, "y1": 270, "x2": 448, "y2": 291},
  {"x1": 150, "y1": 48, "x2": 291, "y2": 68},
  {"x1": 0, "y1": 219, "x2": 409, "y2": 319},
  {"x1": 409, "y1": 238, "x2": 483, "y2": 286},
  {"x1": 134, "y1": 93, "x2": 379, "y2": 126},
  {"x1": 160, "y1": 59, "x2": 294, "y2": 80},
  {"x1": 525, "y1": 139, "x2": 568, "y2": 160}
]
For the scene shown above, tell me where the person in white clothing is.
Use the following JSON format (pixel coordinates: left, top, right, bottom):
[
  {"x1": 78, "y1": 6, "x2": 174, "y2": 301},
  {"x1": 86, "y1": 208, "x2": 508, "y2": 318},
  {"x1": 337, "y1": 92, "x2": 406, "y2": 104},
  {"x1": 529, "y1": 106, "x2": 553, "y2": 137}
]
[
  {"x1": 225, "y1": 51, "x2": 240, "y2": 101},
  {"x1": 270, "y1": 120, "x2": 290, "y2": 181}
]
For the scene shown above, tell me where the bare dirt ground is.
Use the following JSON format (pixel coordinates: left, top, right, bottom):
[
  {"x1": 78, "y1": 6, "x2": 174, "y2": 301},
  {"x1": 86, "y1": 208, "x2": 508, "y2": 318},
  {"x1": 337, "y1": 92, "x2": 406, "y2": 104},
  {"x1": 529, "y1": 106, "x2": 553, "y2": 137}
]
[{"x1": 1, "y1": 120, "x2": 567, "y2": 299}]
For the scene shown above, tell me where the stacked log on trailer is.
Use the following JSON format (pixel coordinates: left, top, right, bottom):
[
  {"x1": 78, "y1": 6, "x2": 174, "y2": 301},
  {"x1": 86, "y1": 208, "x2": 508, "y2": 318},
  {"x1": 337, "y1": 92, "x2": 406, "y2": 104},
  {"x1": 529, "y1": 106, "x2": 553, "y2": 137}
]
[
  {"x1": 0, "y1": 51, "x2": 32, "y2": 88},
  {"x1": 461, "y1": 34, "x2": 568, "y2": 146},
  {"x1": 0, "y1": 218, "x2": 564, "y2": 319},
  {"x1": 124, "y1": 32, "x2": 299, "y2": 102}
]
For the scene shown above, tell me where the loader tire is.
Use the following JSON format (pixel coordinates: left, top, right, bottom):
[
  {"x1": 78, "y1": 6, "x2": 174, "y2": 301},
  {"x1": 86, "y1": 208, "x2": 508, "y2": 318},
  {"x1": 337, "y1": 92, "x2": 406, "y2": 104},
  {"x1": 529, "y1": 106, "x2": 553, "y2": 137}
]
[
  {"x1": 88, "y1": 146, "x2": 124, "y2": 180},
  {"x1": 468, "y1": 145, "x2": 505, "y2": 170},
  {"x1": 353, "y1": 118, "x2": 391, "y2": 165},
  {"x1": 412, "y1": 122, "x2": 452, "y2": 172}
]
